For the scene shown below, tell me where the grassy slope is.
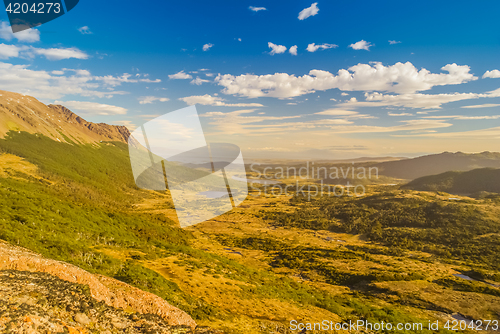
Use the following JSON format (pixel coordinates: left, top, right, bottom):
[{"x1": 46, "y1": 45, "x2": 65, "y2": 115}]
[{"x1": 1, "y1": 131, "x2": 499, "y2": 333}]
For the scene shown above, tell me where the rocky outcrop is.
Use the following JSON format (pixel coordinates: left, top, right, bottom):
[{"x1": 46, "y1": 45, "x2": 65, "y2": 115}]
[
  {"x1": 0, "y1": 270, "x2": 221, "y2": 333},
  {"x1": 0, "y1": 241, "x2": 201, "y2": 331},
  {"x1": 48, "y1": 104, "x2": 131, "y2": 142}
]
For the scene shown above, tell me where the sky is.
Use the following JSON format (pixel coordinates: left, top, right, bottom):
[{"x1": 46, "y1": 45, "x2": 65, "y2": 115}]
[{"x1": 0, "y1": 0, "x2": 500, "y2": 160}]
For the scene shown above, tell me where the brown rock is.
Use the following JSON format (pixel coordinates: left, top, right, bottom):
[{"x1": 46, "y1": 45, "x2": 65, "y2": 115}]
[{"x1": 0, "y1": 240, "x2": 196, "y2": 328}]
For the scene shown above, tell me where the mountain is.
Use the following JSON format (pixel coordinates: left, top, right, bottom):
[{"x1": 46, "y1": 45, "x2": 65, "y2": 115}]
[
  {"x1": 0, "y1": 90, "x2": 130, "y2": 144},
  {"x1": 376, "y1": 151, "x2": 500, "y2": 180},
  {"x1": 403, "y1": 168, "x2": 500, "y2": 196}
]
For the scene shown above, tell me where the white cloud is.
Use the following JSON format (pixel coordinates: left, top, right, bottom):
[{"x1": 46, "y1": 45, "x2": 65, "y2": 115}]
[
  {"x1": 94, "y1": 73, "x2": 160, "y2": 86},
  {"x1": 179, "y1": 94, "x2": 264, "y2": 107},
  {"x1": 0, "y1": 62, "x2": 158, "y2": 100},
  {"x1": 78, "y1": 26, "x2": 92, "y2": 34},
  {"x1": 315, "y1": 109, "x2": 359, "y2": 116},
  {"x1": 483, "y1": 70, "x2": 500, "y2": 79},
  {"x1": 168, "y1": 70, "x2": 192, "y2": 79},
  {"x1": 341, "y1": 92, "x2": 349, "y2": 96},
  {"x1": 289, "y1": 45, "x2": 298, "y2": 56},
  {"x1": 423, "y1": 115, "x2": 500, "y2": 120},
  {"x1": 298, "y1": 3, "x2": 319, "y2": 20},
  {"x1": 203, "y1": 43, "x2": 213, "y2": 51},
  {"x1": 190, "y1": 77, "x2": 210, "y2": 85},
  {"x1": 389, "y1": 40, "x2": 401, "y2": 45},
  {"x1": 306, "y1": 43, "x2": 338, "y2": 52},
  {"x1": 388, "y1": 112, "x2": 413, "y2": 116},
  {"x1": 349, "y1": 40, "x2": 373, "y2": 50},
  {"x1": 249, "y1": 6, "x2": 267, "y2": 12},
  {"x1": 215, "y1": 62, "x2": 477, "y2": 98},
  {"x1": 55, "y1": 100, "x2": 127, "y2": 115},
  {"x1": 0, "y1": 44, "x2": 22, "y2": 59},
  {"x1": 0, "y1": 22, "x2": 40, "y2": 43},
  {"x1": 200, "y1": 109, "x2": 302, "y2": 135},
  {"x1": 0, "y1": 44, "x2": 89, "y2": 61},
  {"x1": 268, "y1": 42, "x2": 287, "y2": 55},
  {"x1": 138, "y1": 96, "x2": 170, "y2": 104},
  {"x1": 33, "y1": 47, "x2": 89, "y2": 60},
  {"x1": 314, "y1": 109, "x2": 374, "y2": 119},
  {"x1": 461, "y1": 103, "x2": 500, "y2": 108}
]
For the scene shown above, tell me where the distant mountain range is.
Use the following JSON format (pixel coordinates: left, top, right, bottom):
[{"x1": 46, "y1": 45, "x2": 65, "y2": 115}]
[
  {"x1": 0, "y1": 90, "x2": 130, "y2": 144},
  {"x1": 404, "y1": 168, "x2": 500, "y2": 195},
  {"x1": 376, "y1": 152, "x2": 500, "y2": 180}
]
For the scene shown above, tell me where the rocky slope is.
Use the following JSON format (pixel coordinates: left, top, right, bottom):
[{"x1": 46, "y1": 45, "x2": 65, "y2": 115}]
[
  {"x1": 0, "y1": 241, "x2": 220, "y2": 333},
  {"x1": 0, "y1": 90, "x2": 130, "y2": 144}
]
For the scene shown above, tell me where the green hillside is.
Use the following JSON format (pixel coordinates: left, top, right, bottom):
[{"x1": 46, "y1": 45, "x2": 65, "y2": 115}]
[{"x1": 1, "y1": 131, "x2": 500, "y2": 333}]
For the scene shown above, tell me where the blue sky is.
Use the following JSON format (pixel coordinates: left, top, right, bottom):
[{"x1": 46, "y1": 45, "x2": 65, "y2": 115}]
[{"x1": 1, "y1": 0, "x2": 500, "y2": 159}]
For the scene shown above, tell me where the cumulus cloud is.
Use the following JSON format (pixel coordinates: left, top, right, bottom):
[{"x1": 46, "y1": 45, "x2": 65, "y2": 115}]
[
  {"x1": 190, "y1": 77, "x2": 210, "y2": 85},
  {"x1": 202, "y1": 43, "x2": 213, "y2": 51},
  {"x1": 55, "y1": 100, "x2": 127, "y2": 115},
  {"x1": 306, "y1": 43, "x2": 338, "y2": 52},
  {"x1": 289, "y1": 45, "x2": 298, "y2": 56},
  {"x1": 168, "y1": 70, "x2": 192, "y2": 79},
  {"x1": 78, "y1": 26, "x2": 92, "y2": 34},
  {"x1": 483, "y1": 70, "x2": 500, "y2": 79},
  {"x1": 215, "y1": 62, "x2": 477, "y2": 98},
  {"x1": 349, "y1": 40, "x2": 373, "y2": 50},
  {"x1": 298, "y1": 3, "x2": 319, "y2": 20},
  {"x1": 33, "y1": 47, "x2": 89, "y2": 60},
  {"x1": 249, "y1": 6, "x2": 266, "y2": 11},
  {"x1": 138, "y1": 96, "x2": 170, "y2": 104},
  {"x1": 0, "y1": 22, "x2": 40, "y2": 43},
  {"x1": 268, "y1": 42, "x2": 287, "y2": 55},
  {"x1": 389, "y1": 40, "x2": 401, "y2": 45},
  {"x1": 179, "y1": 94, "x2": 264, "y2": 107}
]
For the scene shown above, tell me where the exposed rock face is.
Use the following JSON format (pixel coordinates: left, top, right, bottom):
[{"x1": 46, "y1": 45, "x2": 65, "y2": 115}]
[
  {"x1": 0, "y1": 270, "x2": 222, "y2": 333},
  {"x1": 0, "y1": 90, "x2": 131, "y2": 144},
  {"x1": 0, "y1": 241, "x2": 208, "y2": 332},
  {"x1": 48, "y1": 104, "x2": 130, "y2": 143}
]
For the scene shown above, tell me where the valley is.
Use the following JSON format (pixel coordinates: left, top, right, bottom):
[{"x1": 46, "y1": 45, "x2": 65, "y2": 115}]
[{"x1": 0, "y1": 93, "x2": 499, "y2": 333}]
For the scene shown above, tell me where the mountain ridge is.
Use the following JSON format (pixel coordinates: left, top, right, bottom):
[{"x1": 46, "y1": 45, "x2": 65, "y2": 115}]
[
  {"x1": 0, "y1": 90, "x2": 130, "y2": 144},
  {"x1": 376, "y1": 151, "x2": 500, "y2": 180}
]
